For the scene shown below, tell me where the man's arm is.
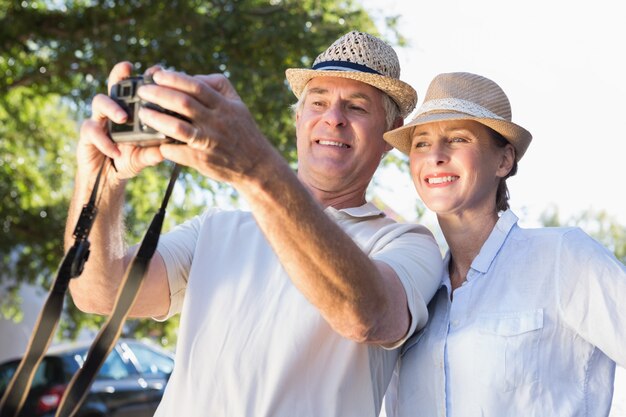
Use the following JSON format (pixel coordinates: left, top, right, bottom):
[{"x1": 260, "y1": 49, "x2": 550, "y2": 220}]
[
  {"x1": 138, "y1": 70, "x2": 440, "y2": 345},
  {"x1": 66, "y1": 62, "x2": 170, "y2": 318},
  {"x1": 241, "y1": 162, "x2": 413, "y2": 345},
  {"x1": 65, "y1": 171, "x2": 170, "y2": 318}
]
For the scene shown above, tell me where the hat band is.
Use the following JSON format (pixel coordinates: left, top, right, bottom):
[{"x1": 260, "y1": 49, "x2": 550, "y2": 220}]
[
  {"x1": 312, "y1": 60, "x2": 382, "y2": 75},
  {"x1": 417, "y1": 98, "x2": 505, "y2": 120}
]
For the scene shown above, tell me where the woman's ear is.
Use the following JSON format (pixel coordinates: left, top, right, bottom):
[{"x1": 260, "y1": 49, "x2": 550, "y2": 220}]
[{"x1": 497, "y1": 143, "x2": 516, "y2": 178}]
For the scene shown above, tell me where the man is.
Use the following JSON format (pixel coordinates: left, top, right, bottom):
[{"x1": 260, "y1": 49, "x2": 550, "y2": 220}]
[{"x1": 66, "y1": 31, "x2": 443, "y2": 416}]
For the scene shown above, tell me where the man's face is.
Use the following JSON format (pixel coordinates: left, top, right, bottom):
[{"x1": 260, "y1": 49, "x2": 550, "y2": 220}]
[{"x1": 295, "y1": 77, "x2": 391, "y2": 207}]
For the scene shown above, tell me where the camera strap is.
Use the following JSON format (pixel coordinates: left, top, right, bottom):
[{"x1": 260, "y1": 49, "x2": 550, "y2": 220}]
[
  {"x1": 0, "y1": 161, "x2": 181, "y2": 417},
  {"x1": 0, "y1": 159, "x2": 106, "y2": 417},
  {"x1": 54, "y1": 162, "x2": 181, "y2": 417}
]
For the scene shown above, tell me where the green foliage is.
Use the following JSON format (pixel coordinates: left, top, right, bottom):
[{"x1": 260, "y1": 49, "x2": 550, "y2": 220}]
[
  {"x1": 540, "y1": 206, "x2": 626, "y2": 264},
  {"x1": 0, "y1": 89, "x2": 77, "y2": 291},
  {"x1": 0, "y1": 0, "x2": 384, "y2": 345},
  {"x1": 568, "y1": 210, "x2": 626, "y2": 264},
  {"x1": 1, "y1": 0, "x2": 377, "y2": 151}
]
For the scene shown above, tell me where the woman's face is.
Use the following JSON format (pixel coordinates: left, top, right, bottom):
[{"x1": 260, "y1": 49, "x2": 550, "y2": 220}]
[{"x1": 408, "y1": 120, "x2": 514, "y2": 217}]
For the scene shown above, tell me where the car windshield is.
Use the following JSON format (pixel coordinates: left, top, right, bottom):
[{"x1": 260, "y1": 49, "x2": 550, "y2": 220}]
[
  {"x1": 0, "y1": 357, "x2": 63, "y2": 393},
  {"x1": 124, "y1": 341, "x2": 174, "y2": 377},
  {"x1": 0, "y1": 361, "x2": 17, "y2": 393}
]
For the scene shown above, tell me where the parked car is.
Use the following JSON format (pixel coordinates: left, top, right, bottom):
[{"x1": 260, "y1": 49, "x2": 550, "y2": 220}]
[{"x1": 0, "y1": 338, "x2": 174, "y2": 417}]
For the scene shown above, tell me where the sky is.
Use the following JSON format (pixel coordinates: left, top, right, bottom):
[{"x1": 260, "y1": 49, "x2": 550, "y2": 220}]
[{"x1": 361, "y1": 0, "x2": 626, "y2": 229}]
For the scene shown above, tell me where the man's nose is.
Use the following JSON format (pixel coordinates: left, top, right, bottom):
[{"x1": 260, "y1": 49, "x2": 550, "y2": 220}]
[{"x1": 323, "y1": 103, "x2": 347, "y2": 127}]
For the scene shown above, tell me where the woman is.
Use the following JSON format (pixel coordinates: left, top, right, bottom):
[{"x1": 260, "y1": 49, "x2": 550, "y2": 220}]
[{"x1": 383, "y1": 72, "x2": 626, "y2": 416}]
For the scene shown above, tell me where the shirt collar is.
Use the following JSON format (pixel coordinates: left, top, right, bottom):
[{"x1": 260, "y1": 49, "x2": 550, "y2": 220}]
[
  {"x1": 471, "y1": 209, "x2": 519, "y2": 274},
  {"x1": 324, "y1": 202, "x2": 385, "y2": 220}
]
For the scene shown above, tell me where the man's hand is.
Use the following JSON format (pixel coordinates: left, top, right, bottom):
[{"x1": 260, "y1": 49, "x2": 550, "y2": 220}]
[
  {"x1": 135, "y1": 69, "x2": 275, "y2": 187},
  {"x1": 77, "y1": 61, "x2": 165, "y2": 181}
]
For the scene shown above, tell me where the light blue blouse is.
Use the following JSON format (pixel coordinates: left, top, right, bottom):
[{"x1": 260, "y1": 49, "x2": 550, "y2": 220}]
[{"x1": 386, "y1": 210, "x2": 626, "y2": 417}]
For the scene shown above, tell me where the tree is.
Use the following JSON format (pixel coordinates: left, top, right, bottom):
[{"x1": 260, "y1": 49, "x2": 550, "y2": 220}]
[
  {"x1": 0, "y1": 90, "x2": 78, "y2": 321},
  {"x1": 540, "y1": 206, "x2": 626, "y2": 264},
  {"x1": 0, "y1": 0, "x2": 388, "y2": 345}
]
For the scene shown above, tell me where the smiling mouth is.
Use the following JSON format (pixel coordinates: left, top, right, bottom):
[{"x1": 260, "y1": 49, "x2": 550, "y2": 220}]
[
  {"x1": 426, "y1": 175, "x2": 459, "y2": 184},
  {"x1": 317, "y1": 140, "x2": 350, "y2": 149}
]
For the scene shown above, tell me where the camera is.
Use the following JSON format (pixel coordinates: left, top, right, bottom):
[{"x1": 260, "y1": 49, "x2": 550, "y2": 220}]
[{"x1": 108, "y1": 75, "x2": 188, "y2": 146}]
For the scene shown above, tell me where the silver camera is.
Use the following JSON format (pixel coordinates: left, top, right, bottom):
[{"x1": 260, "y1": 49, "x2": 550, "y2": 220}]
[{"x1": 108, "y1": 75, "x2": 186, "y2": 146}]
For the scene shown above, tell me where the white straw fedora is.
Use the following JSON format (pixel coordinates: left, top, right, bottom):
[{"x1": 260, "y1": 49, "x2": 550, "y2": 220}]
[
  {"x1": 384, "y1": 72, "x2": 532, "y2": 160},
  {"x1": 285, "y1": 31, "x2": 417, "y2": 118}
]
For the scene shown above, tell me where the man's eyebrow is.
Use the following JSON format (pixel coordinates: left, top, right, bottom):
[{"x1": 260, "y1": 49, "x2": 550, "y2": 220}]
[
  {"x1": 306, "y1": 87, "x2": 373, "y2": 102},
  {"x1": 307, "y1": 87, "x2": 329, "y2": 95},
  {"x1": 348, "y1": 92, "x2": 372, "y2": 102}
]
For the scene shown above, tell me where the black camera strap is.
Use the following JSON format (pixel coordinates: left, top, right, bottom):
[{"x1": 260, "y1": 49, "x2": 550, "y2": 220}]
[
  {"x1": 0, "y1": 159, "x2": 106, "y2": 417},
  {"x1": 54, "y1": 162, "x2": 181, "y2": 417},
  {"x1": 0, "y1": 161, "x2": 181, "y2": 417}
]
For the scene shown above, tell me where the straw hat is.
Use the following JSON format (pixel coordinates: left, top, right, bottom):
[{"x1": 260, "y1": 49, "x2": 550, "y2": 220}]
[
  {"x1": 285, "y1": 31, "x2": 417, "y2": 118},
  {"x1": 384, "y1": 72, "x2": 532, "y2": 160}
]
